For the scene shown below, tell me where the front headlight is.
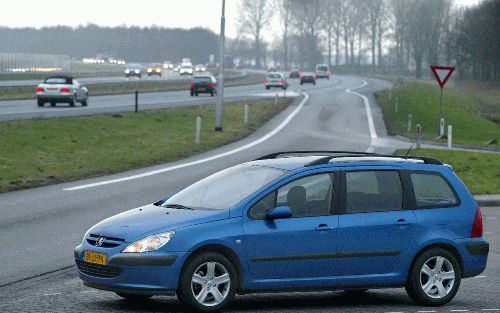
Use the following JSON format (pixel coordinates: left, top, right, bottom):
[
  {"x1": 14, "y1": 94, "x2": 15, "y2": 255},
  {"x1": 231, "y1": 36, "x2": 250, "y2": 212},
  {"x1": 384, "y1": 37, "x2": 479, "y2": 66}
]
[
  {"x1": 156, "y1": 69, "x2": 161, "y2": 73},
  {"x1": 147, "y1": 68, "x2": 152, "y2": 73},
  {"x1": 82, "y1": 228, "x2": 91, "y2": 242},
  {"x1": 125, "y1": 69, "x2": 130, "y2": 74},
  {"x1": 135, "y1": 70, "x2": 140, "y2": 74},
  {"x1": 122, "y1": 231, "x2": 175, "y2": 253}
]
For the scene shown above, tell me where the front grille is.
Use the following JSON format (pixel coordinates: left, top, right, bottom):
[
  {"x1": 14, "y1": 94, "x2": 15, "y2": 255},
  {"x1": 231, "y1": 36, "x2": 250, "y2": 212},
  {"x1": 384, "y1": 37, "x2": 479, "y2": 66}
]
[
  {"x1": 76, "y1": 260, "x2": 122, "y2": 278},
  {"x1": 86, "y1": 234, "x2": 125, "y2": 248}
]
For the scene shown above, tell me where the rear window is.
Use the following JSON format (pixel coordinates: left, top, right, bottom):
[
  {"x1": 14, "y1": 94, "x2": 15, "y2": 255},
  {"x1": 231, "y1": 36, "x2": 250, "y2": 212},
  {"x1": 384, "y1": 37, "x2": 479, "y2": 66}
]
[
  {"x1": 317, "y1": 66, "x2": 328, "y2": 71},
  {"x1": 346, "y1": 171, "x2": 403, "y2": 213},
  {"x1": 193, "y1": 77, "x2": 211, "y2": 83},
  {"x1": 410, "y1": 172, "x2": 458, "y2": 208},
  {"x1": 44, "y1": 77, "x2": 70, "y2": 84},
  {"x1": 267, "y1": 73, "x2": 281, "y2": 79}
]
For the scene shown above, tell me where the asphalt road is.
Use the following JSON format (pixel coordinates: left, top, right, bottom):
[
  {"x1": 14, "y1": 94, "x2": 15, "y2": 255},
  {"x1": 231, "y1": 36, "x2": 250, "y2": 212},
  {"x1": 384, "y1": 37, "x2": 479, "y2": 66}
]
[
  {"x1": 0, "y1": 71, "x2": 190, "y2": 88},
  {"x1": 1, "y1": 75, "x2": 497, "y2": 312},
  {"x1": 0, "y1": 75, "x2": 283, "y2": 121}
]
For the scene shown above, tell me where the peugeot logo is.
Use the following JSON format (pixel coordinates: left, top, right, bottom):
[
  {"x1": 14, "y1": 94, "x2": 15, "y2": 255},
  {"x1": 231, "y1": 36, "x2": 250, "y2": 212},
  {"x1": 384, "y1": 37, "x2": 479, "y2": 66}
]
[{"x1": 95, "y1": 237, "x2": 105, "y2": 247}]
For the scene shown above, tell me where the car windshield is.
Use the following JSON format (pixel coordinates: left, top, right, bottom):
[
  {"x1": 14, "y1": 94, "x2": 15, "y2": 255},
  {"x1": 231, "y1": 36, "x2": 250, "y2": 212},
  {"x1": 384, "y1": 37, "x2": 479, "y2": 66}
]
[
  {"x1": 44, "y1": 78, "x2": 69, "y2": 84},
  {"x1": 163, "y1": 164, "x2": 286, "y2": 210},
  {"x1": 317, "y1": 66, "x2": 327, "y2": 70}
]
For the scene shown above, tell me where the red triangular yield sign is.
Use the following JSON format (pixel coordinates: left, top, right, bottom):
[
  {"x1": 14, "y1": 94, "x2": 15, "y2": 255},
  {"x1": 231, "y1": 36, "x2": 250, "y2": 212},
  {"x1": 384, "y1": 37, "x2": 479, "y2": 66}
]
[{"x1": 430, "y1": 65, "x2": 455, "y2": 88}]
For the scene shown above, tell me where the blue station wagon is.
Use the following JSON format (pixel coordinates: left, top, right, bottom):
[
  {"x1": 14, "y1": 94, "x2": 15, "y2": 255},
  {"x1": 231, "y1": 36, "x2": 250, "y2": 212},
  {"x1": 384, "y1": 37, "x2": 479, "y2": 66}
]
[{"x1": 75, "y1": 151, "x2": 489, "y2": 312}]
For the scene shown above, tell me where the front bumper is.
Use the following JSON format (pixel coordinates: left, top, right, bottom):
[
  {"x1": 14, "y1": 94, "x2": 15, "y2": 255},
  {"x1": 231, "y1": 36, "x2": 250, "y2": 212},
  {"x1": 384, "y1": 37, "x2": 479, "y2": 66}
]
[{"x1": 74, "y1": 243, "x2": 186, "y2": 294}]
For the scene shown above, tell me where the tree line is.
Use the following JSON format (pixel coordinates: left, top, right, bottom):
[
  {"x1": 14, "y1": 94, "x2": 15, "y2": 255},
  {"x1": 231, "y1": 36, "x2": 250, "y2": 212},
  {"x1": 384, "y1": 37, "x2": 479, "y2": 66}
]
[
  {"x1": 231, "y1": 0, "x2": 499, "y2": 80},
  {"x1": 0, "y1": 25, "x2": 219, "y2": 64}
]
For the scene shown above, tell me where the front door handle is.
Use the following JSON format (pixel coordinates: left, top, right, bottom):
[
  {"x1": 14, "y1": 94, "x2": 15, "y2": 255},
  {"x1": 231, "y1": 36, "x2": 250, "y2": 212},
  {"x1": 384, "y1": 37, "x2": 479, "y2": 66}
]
[
  {"x1": 315, "y1": 224, "x2": 334, "y2": 231},
  {"x1": 395, "y1": 219, "x2": 411, "y2": 226}
]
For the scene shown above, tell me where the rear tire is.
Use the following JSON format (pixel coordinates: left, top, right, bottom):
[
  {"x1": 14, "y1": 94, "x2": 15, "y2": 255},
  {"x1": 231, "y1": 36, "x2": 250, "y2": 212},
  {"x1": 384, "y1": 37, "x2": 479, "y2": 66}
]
[
  {"x1": 265, "y1": 86, "x2": 270, "y2": 90},
  {"x1": 405, "y1": 248, "x2": 461, "y2": 307},
  {"x1": 195, "y1": 92, "x2": 199, "y2": 97},
  {"x1": 37, "y1": 100, "x2": 44, "y2": 107},
  {"x1": 50, "y1": 102, "x2": 56, "y2": 107},
  {"x1": 116, "y1": 293, "x2": 152, "y2": 302},
  {"x1": 177, "y1": 252, "x2": 237, "y2": 313},
  {"x1": 69, "y1": 95, "x2": 76, "y2": 107}
]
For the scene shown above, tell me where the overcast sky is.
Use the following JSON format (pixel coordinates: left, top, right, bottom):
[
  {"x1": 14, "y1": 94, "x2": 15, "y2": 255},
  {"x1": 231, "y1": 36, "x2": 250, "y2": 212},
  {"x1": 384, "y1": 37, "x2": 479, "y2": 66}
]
[{"x1": 0, "y1": 0, "x2": 483, "y2": 40}]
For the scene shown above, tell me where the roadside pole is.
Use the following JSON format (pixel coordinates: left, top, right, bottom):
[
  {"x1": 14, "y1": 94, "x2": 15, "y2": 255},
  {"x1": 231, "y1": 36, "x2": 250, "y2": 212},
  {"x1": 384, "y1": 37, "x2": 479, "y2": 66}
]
[
  {"x1": 214, "y1": 0, "x2": 225, "y2": 132},
  {"x1": 195, "y1": 116, "x2": 201, "y2": 144},
  {"x1": 430, "y1": 65, "x2": 455, "y2": 138},
  {"x1": 135, "y1": 90, "x2": 138, "y2": 113}
]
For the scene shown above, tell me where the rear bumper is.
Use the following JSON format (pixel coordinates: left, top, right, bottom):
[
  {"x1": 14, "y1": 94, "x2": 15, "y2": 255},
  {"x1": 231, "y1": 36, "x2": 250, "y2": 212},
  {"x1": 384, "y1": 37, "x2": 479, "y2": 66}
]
[
  {"x1": 37, "y1": 94, "x2": 73, "y2": 102},
  {"x1": 455, "y1": 238, "x2": 489, "y2": 278},
  {"x1": 191, "y1": 87, "x2": 215, "y2": 93}
]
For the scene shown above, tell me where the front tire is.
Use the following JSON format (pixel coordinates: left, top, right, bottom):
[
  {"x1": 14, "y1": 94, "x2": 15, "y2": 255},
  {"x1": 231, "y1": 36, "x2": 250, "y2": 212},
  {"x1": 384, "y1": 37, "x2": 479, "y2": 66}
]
[
  {"x1": 177, "y1": 252, "x2": 237, "y2": 313},
  {"x1": 405, "y1": 248, "x2": 461, "y2": 306}
]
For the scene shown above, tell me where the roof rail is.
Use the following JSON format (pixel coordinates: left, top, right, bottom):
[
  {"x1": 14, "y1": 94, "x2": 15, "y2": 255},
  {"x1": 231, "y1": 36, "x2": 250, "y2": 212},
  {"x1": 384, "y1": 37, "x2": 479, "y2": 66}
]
[
  {"x1": 255, "y1": 151, "x2": 375, "y2": 161},
  {"x1": 304, "y1": 154, "x2": 443, "y2": 166}
]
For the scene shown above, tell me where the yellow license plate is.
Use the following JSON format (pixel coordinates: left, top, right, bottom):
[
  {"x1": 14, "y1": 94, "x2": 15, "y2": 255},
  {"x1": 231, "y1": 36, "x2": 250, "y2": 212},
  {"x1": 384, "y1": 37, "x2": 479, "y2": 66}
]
[
  {"x1": 198, "y1": 88, "x2": 206, "y2": 91},
  {"x1": 84, "y1": 251, "x2": 107, "y2": 265},
  {"x1": 48, "y1": 88, "x2": 58, "y2": 91}
]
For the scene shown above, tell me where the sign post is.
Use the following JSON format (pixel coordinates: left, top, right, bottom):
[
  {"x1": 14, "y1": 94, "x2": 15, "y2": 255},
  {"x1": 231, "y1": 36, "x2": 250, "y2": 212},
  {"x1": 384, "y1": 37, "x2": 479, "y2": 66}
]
[{"x1": 430, "y1": 65, "x2": 455, "y2": 138}]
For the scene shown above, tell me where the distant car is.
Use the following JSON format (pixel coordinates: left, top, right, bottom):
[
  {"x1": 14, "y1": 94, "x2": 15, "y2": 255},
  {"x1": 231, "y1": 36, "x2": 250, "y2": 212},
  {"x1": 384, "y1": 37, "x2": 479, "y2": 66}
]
[
  {"x1": 179, "y1": 64, "x2": 193, "y2": 75},
  {"x1": 315, "y1": 64, "x2": 330, "y2": 79},
  {"x1": 195, "y1": 64, "x2": 206, "y2": 72},
  {"x1": 300, "y1": 72, "x2": 316, "y2": 85},
  {"x1": 147, "y1": 63, "x2": 162, "y2": 77},
  {"x1": 190, "y1": 75, "x2": 217, "y2": 96},
  {"x1": 163, "y1": 61, "x2": 174, "y2": 70},
  {"x1": 289, "y1": 69, "x2": 301, "y2": 78},
  {"x1": 265, "y1": 72, "x2": 288, "y2": 90},
  {"x1": 182, "y1": 58, "x2": 191, "y2": 64},
  {"x1": 125, "y1": 64, "x2": 142, "y2": 78},
  {"x1": 36, "y1": 76, "x2": 88, "y2": 107},
  {"x1": 174, "y1": 63, "x2": 181, "y2": 72}
]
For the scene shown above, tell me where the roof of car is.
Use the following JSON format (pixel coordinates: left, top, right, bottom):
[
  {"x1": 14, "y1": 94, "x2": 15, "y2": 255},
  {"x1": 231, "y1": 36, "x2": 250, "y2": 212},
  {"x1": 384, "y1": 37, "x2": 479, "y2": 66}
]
[{"x1": 247, "y1": 151, "x2": 443, "y2": 171}]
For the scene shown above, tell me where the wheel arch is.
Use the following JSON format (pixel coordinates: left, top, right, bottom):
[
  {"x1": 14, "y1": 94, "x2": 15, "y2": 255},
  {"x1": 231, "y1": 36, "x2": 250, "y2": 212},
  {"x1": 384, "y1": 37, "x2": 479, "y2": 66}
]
[
  {"x1": 181, "y1": 244, "x2": 244, "y2": 291},
  {"x1": 408, "y1": 242, "x2": 464, "y2": 280}
]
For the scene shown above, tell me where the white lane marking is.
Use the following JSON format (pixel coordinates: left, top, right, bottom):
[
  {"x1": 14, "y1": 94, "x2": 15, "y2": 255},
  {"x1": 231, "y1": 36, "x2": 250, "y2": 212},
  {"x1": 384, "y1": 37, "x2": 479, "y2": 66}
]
[
  {"x1": 64, "y1": 92, "x2": 309, "y2": 191},
  {"x1": 345, "y1": 80, "x2": 378, "y2": 153},
  {"x1": 450, "y1": 310, "x2": 469, "y2": 312},
  {"x1": 482, "y1": 309, "x2": 500, "y2": 311},
  {"x1": 486, "y1": 217, "x2": 497, "y2": 220},
  {"x1": 43, "y1": 292, "x2": 62, "y2": 296},
  {"x1": 475, "y1": 275, "x2": 487, "y2": 278},
  {"x1": 418, "y1": 311, "x2": 437, "y2": 313}
]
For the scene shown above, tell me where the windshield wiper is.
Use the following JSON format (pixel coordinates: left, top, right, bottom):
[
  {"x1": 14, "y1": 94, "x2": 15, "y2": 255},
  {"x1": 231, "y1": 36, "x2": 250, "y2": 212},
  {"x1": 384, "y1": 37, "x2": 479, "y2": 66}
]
[{"x1": 163, "y1": 204, "x2": 194, "y2": 210}]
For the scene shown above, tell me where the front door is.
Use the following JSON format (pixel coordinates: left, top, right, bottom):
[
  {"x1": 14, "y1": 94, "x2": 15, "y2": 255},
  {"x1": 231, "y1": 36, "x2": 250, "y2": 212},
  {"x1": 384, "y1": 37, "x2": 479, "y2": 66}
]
[{"x1": 243, "y1": 173, "x2": 339, "y2": 283}]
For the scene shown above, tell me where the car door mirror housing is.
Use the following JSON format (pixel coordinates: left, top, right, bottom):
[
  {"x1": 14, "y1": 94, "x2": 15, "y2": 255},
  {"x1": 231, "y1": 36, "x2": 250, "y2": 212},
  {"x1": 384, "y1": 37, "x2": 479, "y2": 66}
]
[{"x1": 266, "y1": 206, "x2": 292, "y2": 219}]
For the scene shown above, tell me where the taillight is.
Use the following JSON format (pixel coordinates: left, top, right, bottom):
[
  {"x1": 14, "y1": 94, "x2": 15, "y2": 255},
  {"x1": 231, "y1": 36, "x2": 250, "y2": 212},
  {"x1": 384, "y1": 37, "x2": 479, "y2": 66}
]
[
  {"x1": 289, "y1": 72, "x2": 292, "y2": 75},
  {"x1": 208, "y1": 83, "x2": 214, "y2": 88},
  {"x1": 471, "y1": 207, "x2": 483, "y2": 238},
  {"x1": 264, "y1": 79, "x2": 269, "y2": 84},
  {"x1": 36, "y1": 87, "x2": 44, "y2": 93},
  {"x1": 190, "y1": 83, "x2": 195, "y2": 88},
  {"x1": 300, "y1": 77, "x2": 304, "y2": 80},
  {"x1": 60, "y1": 87, "x2": 70, "y2": 93},
  {"x1": 280, "y1": 79, "x2": 284, "y2": 84}
]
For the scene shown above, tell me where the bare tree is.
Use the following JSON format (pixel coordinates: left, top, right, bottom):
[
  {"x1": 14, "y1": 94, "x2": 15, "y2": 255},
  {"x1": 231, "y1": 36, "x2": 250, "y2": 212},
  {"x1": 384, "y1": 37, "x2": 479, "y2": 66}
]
[
  {"x1": 238, "y1": 0, "x2": 272, "y2": 68},
  {"x1": 274, "y1": 0, "x2": 293, "y2": 69},
  {"x1": 321, "y1": 0, "x2": 341, "y2": 68}
]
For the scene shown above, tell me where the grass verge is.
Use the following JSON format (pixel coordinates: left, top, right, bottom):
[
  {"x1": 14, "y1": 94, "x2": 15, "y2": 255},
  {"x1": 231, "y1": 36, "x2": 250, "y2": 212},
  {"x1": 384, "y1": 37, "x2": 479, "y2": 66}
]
[
  {"x1": 378, "y1": 81, "x2": 499, "y2": 147},
  {"x1": 0, "y1": 73, "x2": 264, "y2": 101},
  {"x1": 395, "y1": 148, "x2": 500, "y2": 195},
  {"x1": 0, "y1": 97, "x2": 290, "y2": 192}
]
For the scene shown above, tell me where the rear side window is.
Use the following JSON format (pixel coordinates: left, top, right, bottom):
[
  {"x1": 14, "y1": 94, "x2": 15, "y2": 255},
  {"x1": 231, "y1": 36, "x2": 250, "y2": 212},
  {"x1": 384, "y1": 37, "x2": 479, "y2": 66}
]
[
  {"x1": 410, "y1": 172, "x2": 458, "y2": 208},
  {"x1": 345, "y1": 171, "x2": 402, "y2": 213}
]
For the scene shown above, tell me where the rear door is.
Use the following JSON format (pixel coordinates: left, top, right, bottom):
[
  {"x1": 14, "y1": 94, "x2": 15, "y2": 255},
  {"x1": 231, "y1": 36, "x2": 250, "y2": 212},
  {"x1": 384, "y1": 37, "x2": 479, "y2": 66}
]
[{"x1": 336, "y1": 169, "x2": 417, "y2": 276}]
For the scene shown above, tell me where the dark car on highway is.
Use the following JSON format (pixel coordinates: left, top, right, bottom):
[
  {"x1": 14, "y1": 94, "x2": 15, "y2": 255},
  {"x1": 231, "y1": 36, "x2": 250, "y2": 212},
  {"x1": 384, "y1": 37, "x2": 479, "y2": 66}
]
[
  {"x1": 147, "y1": 63, "x2": 163, "y2": 77},
  {"x1": 289, "y1": 69, "x2": 301, "y2": 78},
  {"x1": 75, "y1": 151, "x2": 488, "y2": 313},
  {"x1": 300, "y1": 72, "x2": 316, "y2": 85},
  {"x1": 36, "y1": 76, "x2": 88, "y2": 107},
  {"x1": 125, "y1": 64, "x2": 142, "y2": 78},
  {"x1": 190, "y1": 75, "x2": 217, "y2": 96}
]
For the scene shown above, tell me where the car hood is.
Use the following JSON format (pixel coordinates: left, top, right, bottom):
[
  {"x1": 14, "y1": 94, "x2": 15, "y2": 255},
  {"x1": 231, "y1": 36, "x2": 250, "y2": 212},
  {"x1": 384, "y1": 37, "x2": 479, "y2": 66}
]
[{"x1": 90, "y1": 204, "x2": 229, "y2": 242}]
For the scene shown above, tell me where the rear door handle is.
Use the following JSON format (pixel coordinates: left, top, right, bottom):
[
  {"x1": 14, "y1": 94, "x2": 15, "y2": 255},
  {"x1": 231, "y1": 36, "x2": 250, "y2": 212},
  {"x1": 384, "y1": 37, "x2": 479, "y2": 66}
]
[
  {"x1": 315, "y1": 224, "x2": 334, "y2": 231},
  {"x1": 395, "y1": 219, "x2": 411, "y2": 226}
]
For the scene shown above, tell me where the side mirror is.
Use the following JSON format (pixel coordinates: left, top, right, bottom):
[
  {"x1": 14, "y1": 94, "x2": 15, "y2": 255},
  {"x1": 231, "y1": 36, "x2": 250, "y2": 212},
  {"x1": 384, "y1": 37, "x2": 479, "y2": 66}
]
[{"x1": 266, "y1": 206, "x2": 292, "y2": 219}]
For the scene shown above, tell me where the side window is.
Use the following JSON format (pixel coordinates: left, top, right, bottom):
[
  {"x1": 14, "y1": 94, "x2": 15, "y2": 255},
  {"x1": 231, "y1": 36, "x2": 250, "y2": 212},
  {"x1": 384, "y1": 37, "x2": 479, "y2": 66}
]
[
  {"x1": 346, "y1": 171, "x2": 402, "y2": 213},
  {"x1": 248, "y1": 192, "x2": 275, "y2": 219},
  {"x1": 248, "y1": 173, "x2": 334, "y2": 219},
  {"x1": 410, "y1": 172, "x2": 458, "y2": 208},
  {"x1": 277, "y1": 173, "x2": 333, "y2": 218}
]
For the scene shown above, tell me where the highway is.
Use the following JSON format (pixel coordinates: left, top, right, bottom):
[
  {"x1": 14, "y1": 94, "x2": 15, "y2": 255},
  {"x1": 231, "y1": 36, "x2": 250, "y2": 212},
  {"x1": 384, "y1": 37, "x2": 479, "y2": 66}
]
[{"x1": 0, "y1": 75, "x2": 498, "y2": 312}]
